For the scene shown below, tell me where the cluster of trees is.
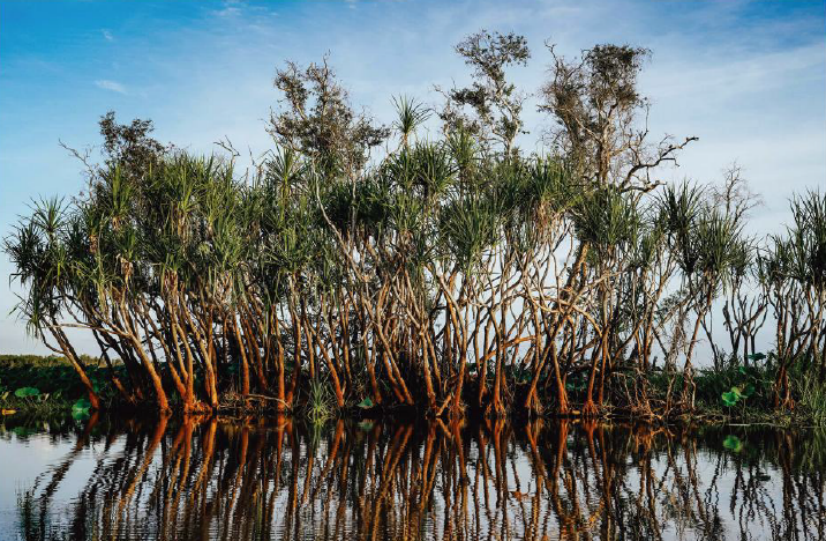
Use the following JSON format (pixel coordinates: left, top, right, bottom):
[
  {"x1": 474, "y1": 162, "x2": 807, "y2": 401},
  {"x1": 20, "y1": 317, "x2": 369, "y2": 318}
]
[{"x1": 5, "y1": 31, "x2": 825, "y2": 417}]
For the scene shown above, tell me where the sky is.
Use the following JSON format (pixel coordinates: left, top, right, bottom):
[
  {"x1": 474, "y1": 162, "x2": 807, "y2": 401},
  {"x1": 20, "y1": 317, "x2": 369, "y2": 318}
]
[{"x1": 0, "y1": 0, "x2": 824, "y2": 355}]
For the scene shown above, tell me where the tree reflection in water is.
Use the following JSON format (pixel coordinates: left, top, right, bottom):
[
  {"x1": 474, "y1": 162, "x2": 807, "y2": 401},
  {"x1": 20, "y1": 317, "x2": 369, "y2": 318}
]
[{"x1": 12, "y1": 416, "x2": 826, "y2": 541}]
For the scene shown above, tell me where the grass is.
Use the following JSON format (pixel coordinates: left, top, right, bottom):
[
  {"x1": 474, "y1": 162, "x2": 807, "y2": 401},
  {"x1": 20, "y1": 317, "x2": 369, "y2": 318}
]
[
  {"x1": 304, "y1": 377, "x2": 333, "y2": 425},
  {"x1": 640, "y1": 353, "x2": 826, "y2": 426},
  {"x1": 798, "y1": 376, "x2": 826, "y2": 425}
]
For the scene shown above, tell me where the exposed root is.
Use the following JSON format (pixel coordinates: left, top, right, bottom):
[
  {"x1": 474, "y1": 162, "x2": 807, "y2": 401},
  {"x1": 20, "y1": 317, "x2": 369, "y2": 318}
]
[
  {"x1": 582, "y1": 399, "x2": 600, "y2": 418},
  {"x1": 524, "y1": 388, "x2": 545, "y2": 417},
  {"x1": 486, "y1": 400, "x2": 508, "y2": 419},
  {"x1": 778, "y1": 396, "x2": 796, "y2": 412}
]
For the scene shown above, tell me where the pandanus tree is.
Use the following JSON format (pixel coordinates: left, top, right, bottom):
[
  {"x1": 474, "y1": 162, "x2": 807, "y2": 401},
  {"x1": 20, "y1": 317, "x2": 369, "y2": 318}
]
[
  {"x1": 786, "y1": 191, "x2": 826, "y2": 377},
  {"x1": 612, "y1": 216, "x2": 673, "y2": 414},
  {"x1": 686, "y1": 209, "x2": 750, "y2": 407},
  {"x1": 571, "y1": 186, "x2": 641, "y2": 416},
  {"x1": 759, "y1": 190, "x2": 826, "y2": 409},
  {"x1": 438, "y1": 184, "x2": 502, "y2": 415},
  {"x1": 516, "y1": 158, "x2": 575, "y2": 416},
  {"x1": 660, "y1": 181, "x2": 751, "y2": 408},
  {"x1": 5, "y1": 198, "x2": 102, "y2": 410}
]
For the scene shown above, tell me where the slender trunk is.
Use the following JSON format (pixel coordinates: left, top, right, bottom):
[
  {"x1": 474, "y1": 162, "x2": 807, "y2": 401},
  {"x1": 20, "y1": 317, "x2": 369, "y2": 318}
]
[
  {"x1": 232, "y1": 318, "x2": 250, "y2": 396},
  {"x1": 50, "y1": 326, "x2": 101, "y2": 410}
]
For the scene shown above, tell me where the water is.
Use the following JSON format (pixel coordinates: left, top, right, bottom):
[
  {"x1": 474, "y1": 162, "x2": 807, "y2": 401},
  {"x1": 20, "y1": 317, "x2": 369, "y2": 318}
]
[{"x1": 1, "y1": 415, "x2": 824, "y2": 541}]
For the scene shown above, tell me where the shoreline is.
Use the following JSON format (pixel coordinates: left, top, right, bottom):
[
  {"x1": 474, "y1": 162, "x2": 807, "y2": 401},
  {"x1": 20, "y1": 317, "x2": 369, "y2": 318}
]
[{"x1": 2, "y1": 354, "x2": 821, "y2": 428}]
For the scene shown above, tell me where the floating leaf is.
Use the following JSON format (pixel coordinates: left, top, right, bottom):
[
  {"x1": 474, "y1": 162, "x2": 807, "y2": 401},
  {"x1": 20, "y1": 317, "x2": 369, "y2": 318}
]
[
  {"x1": 72, "y1": 398, "x2": 91, "y2": 411},
  {"x1": 13, "y1": 426, "x2": 35, "y2": 438},
  {"x1": 357, "y1": 397, "x2": 374, "y2": 409},
  {"x1": 72, "y1": 398, "x2": 92, "y2": 420},
  {"x1": 14, "y1": 387, "x2": 40, "y2": 399},
  {"x1": 723, "y1": 435, "x2": 743, "y2": 452},
  {"x1": 721, "y1": 391, "x2": 739, "y2": 407},
  {"x1": 748, "y1": 352, "x2": 767, "y2": 362}
]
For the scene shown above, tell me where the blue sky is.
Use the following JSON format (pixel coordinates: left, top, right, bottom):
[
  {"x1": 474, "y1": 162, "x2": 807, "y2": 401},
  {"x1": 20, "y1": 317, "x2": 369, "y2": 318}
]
[{"x1": 1, "y1": 0, "x2": 825, "y2": 354}]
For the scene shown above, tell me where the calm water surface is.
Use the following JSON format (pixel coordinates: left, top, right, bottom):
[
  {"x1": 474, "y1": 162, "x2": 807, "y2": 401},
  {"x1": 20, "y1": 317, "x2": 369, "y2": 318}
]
[{"x1": 1, "y1": 415, "x2": 824, "y2": 540}]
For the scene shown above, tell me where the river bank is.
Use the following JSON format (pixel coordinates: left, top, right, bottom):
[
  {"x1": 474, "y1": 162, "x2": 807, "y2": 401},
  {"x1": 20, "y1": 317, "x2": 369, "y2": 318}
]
[{"x1": 3, "y1": 354, "x2": 824, "y2": 427}]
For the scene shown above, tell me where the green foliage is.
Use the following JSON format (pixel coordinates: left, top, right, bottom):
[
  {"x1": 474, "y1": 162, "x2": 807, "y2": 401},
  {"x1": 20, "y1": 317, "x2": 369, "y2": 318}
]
[
  {"x1": 440, "y1": 194, "x2": 501, "y2": 272},
  {"x1": 306, "y1": 379, "x2": 332, "y2": 425},
  {"x1": 573, "y1": 186, "x2": 640, "y2": 261},
  {"x1": 14, "y1": 387, "x2": 40, "y2": 399},
  {"x1": 721, "y1": 390, "x2": 738, "y2": 408},
  {"x1": 0, "y1": 355, "x2": 116, "y2": 414},
  {"x1": 799, "y1": 375, "x2": 826, "y2": 426}
]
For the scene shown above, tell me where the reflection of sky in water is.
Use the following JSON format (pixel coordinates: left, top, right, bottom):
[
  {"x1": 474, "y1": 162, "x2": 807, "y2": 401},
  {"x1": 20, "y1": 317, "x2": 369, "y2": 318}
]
[
  {"x1": 0, "y1": 420, "x2": 819, "y2": 541},
  {"x1": 0, "y1": 428, "x2": 127, "y2": 540}
]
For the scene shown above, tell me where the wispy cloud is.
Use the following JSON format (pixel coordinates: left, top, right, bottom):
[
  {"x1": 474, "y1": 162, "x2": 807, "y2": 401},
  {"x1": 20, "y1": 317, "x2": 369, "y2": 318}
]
[
  {"x1": 94, "y1": 79, "x2": 127, "y2": 94},
  {"x1": 102, "y1": 29, "x2": 114, "y2": 41},
  {"x1": 213, "y1": 0, "x2": 244, "y2": 18}
]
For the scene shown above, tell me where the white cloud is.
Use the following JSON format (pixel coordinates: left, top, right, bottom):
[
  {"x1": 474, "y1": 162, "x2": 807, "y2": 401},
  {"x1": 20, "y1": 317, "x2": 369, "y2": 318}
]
[
  {"x1": 94, "y1": 79, "x2": 127, "y2": 94},
  {"x1": 102, "y1": 29, "x2": 114, "y2": 41},
  {"x1": 213, "y1": 0, "x2": 244, "y2": 18}
]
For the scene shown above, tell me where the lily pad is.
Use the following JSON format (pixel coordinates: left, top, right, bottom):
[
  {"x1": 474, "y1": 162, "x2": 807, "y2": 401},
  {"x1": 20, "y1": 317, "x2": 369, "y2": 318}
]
[
  {"x1": 13, "y1": 426, "x2": 36, "y2": 438},
  {"x1": 14, "y1": 387, "x2": 40, "y2": 399},
  {"x1": 72, "y1": 398, "x2": 92, "y2": 420},
  {"x1": 721, "y1": 391, "x2": 739, "y2": 407}
]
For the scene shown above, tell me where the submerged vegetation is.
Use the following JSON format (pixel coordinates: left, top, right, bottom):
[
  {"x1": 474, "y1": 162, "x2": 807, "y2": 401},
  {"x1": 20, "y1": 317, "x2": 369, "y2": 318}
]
[{"x1": 4, "y1": 31, "x2": 826, "y2": 421}]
